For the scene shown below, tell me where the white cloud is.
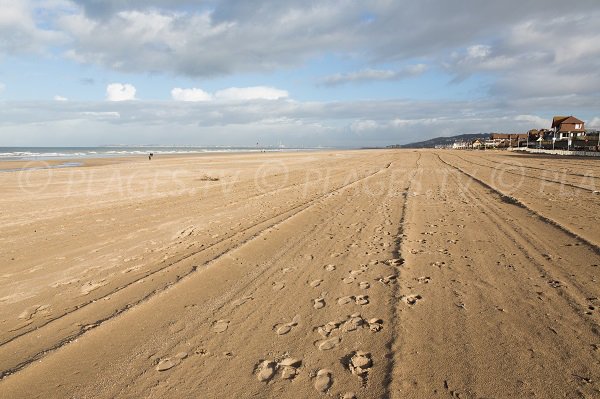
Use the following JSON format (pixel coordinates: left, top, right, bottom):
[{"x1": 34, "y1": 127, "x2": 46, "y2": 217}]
[
  {"x1": 467, "y1": 44, "x2": 491, "y2": 59},
  {"x1": 589, "y1": 117, "x2": 600, "y2": 129},
  {"x1": 447, "y1": 45, "x2": 518, "y2": 75},
  {"x1": 3, "y1": 96, "x2": 583, "y2": 147},
  {"x1": 0, "y1": 0, "x2": 597, "y2": 87},
  {"x1": 321, "y1": 64, "x2": 427, "y2": 86},
  {"x1": 1, "y1": 0, "x2": 595, "y2": 107},
  {"x1": 106, "y1": 83, "x2": 136, "y2": 101},
  {"x1": 171, "y1": 87, "x2": 212, "y2": 102},
  {"x1": 54, "y1": 1, "x2": 598, "y2": 81},
  {"x1": 214, "y1": 86, "x2": 289, "y2": 101},
  {"x1": 170, "y1": 86, "x2": 288, "y2": 102},
  {"x1": 0, "y1": 0, "x2": 67, "y2": 55},
  {"x1": 445, "y1": 13, "x2": 600, "y2": 97},
  {"x1": 350, "y1": 119, "x2": 380, "y2": 134},
  {"x1": 56, "y1": 2, "x2": 381, "y2": 76},
  {"x1": 390, "y1": 118, "x2": 441, "y2": 127},
  {"x1": 80, "y1": 111, "x2": 121, "y2": 119},
  {"x1": 514, "y1": 114, "x2": 549, "y2": 128},
  {"x1": 54, "y1": 95, "x2": 68, "y2": 101},
  {"x1": 0, "y1": 82, "x2": 5, "y2": 93}
]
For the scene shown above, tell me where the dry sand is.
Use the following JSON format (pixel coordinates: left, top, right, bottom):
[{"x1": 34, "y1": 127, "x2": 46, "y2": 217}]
[{"x1": 0, "y1": 149, "x2": 599, "y2": 398}]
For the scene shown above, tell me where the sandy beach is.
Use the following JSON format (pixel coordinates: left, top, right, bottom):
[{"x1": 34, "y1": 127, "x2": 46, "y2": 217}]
[{"x1": 0, "y1": 149, "x2": 599, "y2": 398}]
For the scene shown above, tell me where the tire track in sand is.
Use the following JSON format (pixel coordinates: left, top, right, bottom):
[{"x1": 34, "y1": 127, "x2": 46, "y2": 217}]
[
  {"x1": 437, "y1": 153, "x2": 600, "y2": 253},
  {"x1": 0, "y1": 159, "x2": 397, "y2": 380},
  {"x1": 437, "y1": 155, "x2": 600, "y2": 335},
  {"x1": 391, "y1": 152, "x2": 600, "y2": 398},
  {"x1": 382, "y1": 151, "x2": 422, "y2": 399}
]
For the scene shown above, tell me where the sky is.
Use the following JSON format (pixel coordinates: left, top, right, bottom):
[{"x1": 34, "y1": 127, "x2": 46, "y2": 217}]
[{"x1": 1, "y1": 0, "x2": 600, "y2": 147}]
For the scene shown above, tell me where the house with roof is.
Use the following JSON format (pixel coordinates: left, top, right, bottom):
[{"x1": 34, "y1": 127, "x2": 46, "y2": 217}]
[
  {"x1": 489, "y1": 133, "x2": 528, "y2": 148},
  {"x1": 551, "y1": 116, "x2": 585, "y2": 139},
  {"x1": 472, "y1": 138, "x2": 483, "y2": 149},
  {"x1": 452, "y1": 140, "x2": 472, "y2": 149}
]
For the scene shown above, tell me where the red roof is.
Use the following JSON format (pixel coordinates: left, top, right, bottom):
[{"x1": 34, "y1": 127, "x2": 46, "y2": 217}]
[
  {"x1": 552, "y1": 115, "x2": 584, "y2": 128},
  {"x1": 490, "y1": 133, "x2": 528, "y2": 140}
]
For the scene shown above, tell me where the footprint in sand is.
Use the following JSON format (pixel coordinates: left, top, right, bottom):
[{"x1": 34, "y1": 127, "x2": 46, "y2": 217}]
[
  {"x1": 256, "y1": 360, "x2": 277, "y2": 382},
  {"x1": 368, "y1": 318, "x2": 383, "y2": 332},
  {"x1": 156, "y1": 352, "x2": 188, "y2": 371},
  {"x1": 212, "y1": 319, "x2": 230, "y2": 333},
  {"x1": 272, "y1": 281, "x2": 285, "y2": 291},
  {"x1": 279, "y1": 357, "x2": 302, "y2": 380},
  {"x1": 377, "y1": 274, "x2": 397, "y2": 285},
  {"x1": 316, "y1": 321, "x2": 343, "y2": 338},
  {"x1": 231, "y1": 296, "x2": 253, "y2": 308},
  {"x1": 317, "y1": 336, "x2": 341, "y2": 351},
  {"x1": 314, "y1": 297, "x2": 326, "y2": 309},
  {"x1": 315, "y1": 313, "x2": 383, "y2": 337},
  {"x1": 359, "y1": 281, "x2": 370, "y2": 289},
  {"x1": 348, "y1": 351, "x2": 372, "y2": 378},
  {"x1": 403, "y1": 294, "x2": 422, "y2": 305},
  {"x1": 338, "y1": 296, "x2": 354, "y2": 305},
  {"x1": 385, "y1": 258, "x2": 403, "y2": 266},
  {"x1": 342, "y1": 314, "x2": 364, "y2": 332},
  {"x1": 343, "y1": 276, "x2": 356, "y2": 284},
  {"x1": 325, "y1": 264, "x2": 336, "y2": 271},
  {"x1": 355, "y1": 295, "x2": 369, "y2": 306},
  {"x1": 314, "y1": 369, "x2": 333, "y2": 392},
  {"x1": 310, "y1": 279, "x2": 323, "y2": 288},
  {"x1": 349, "y1": 269, "x2": 364, "y2": 277},
  {"x1": 274, "y1": 315, "x2": 300, "y2": 335}
]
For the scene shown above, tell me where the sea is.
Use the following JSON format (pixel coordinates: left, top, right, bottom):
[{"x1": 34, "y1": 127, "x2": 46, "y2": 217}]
[{"x1": 0, "y1": 146, "x2": 332, "y2": 161}]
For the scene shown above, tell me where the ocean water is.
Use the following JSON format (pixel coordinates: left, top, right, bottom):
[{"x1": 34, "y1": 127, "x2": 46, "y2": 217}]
[{"x1": 0, "y1": 146, "x2": 326, "y2": 161}]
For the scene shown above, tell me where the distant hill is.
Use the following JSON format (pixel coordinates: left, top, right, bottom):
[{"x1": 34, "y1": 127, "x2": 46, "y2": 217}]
[{"x1": 388, "y1": 133, "x2": 489, "y2": 149}]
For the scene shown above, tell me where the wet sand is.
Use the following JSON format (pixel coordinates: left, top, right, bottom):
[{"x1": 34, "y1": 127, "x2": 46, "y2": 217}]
[{"x1": 0, "y1": 149, "x2": 599, "y2": 398}]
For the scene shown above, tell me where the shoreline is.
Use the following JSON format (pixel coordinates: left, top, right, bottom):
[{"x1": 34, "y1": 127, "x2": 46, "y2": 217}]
[
  {"x1": 0, "y1": 146, "x2": 347, "y2": 162},
  {"x1": 0, "y1": 147, "x2": 359, "y2": 171}
]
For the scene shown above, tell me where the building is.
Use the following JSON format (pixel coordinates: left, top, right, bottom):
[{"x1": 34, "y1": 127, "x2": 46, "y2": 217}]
[
  {"x1": 551, "y1": 116, "x2": 585, "y2": 139},
  {"x1": 452, "y1": 141, "x2": 472, "y2": 149},
  {"x1": 489, "y1": 133, "x2": 528, "y2": 148},
  {"x1": 472, "y1": 139, "x2": 484, "y2": 149}
]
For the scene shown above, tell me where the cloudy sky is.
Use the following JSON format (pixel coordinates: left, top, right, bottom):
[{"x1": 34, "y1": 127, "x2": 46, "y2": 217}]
[{"x1": 1, "y1": 0, "x2": 600, "y2": 147}]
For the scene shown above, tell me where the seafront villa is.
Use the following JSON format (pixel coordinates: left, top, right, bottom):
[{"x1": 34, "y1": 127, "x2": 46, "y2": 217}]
[
  {"x1": 449, "y1": 115, "x2": 599, "y2": 151},
  {"x1": 552, "y1": 116, "x2": 585, "y2": 139}
]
